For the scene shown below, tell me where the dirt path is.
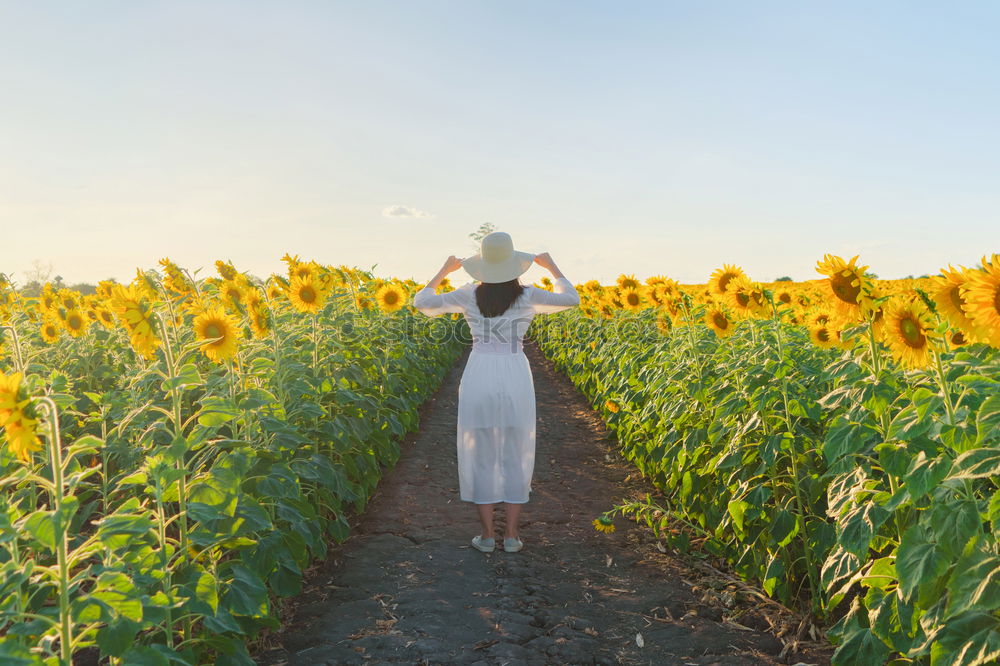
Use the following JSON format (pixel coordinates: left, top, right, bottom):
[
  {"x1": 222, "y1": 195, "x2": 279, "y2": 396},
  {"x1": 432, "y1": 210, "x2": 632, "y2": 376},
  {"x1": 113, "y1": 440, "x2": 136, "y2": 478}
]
[{"x1": 254, "y1": 339, "x2": 832, "y2": 665}]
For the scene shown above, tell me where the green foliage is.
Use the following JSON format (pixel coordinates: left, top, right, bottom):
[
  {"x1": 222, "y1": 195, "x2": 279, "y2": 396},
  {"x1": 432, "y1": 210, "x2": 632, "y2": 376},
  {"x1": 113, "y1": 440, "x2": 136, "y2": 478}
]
[
  {"x1": 529, "y1": 306, "x2": 1000, "y2": 665},
  {"x1": 0, "y1": 290, "x2": 465, "y2": 663}
]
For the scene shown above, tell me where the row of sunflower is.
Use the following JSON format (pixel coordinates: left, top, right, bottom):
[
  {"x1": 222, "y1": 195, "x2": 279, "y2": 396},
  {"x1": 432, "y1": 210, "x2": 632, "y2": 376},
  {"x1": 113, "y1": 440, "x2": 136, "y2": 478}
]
[
  {"x1": 567, "y1": 253, "x2": 999, "y2": 364},
  {"x1": 530, "y1": 253, "x2": 1000, "y2": 666},
  {"x1": 0, "y1": 258, "x2": 464, "y2": 665}
]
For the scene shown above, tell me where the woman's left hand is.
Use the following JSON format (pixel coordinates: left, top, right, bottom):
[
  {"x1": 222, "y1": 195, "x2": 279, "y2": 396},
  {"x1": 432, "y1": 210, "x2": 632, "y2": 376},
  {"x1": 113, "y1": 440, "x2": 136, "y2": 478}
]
[{"x1": 442, "y1": 255, "x2": 464, "y2": 273}]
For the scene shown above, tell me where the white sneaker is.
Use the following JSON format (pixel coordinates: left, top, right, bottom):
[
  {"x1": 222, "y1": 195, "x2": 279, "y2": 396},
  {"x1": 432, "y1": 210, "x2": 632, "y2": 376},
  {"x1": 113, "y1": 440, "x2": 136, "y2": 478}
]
[
  {"x1": 471, "y1": 535, "x2": 495, "y2": 552},
  {"x1": 503, "y1": 537, "x2": 523, "y2": 553}
]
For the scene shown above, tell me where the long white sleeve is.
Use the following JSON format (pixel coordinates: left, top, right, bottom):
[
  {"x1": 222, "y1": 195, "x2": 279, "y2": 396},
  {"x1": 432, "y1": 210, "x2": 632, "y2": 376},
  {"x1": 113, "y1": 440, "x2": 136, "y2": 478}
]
[
  {"x1": 529, "y1": 277, "x2": 580, "y2": 314},
  {"x1": 412, "y1": 283, "x2": 473, "y2": 317}
]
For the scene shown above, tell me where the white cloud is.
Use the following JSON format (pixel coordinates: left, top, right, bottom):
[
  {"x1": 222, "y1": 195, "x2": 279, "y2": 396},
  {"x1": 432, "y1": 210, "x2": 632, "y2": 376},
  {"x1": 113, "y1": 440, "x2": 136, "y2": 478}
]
[{"x1": 382, "y1": 205, "x2": 433, "y2": 219}]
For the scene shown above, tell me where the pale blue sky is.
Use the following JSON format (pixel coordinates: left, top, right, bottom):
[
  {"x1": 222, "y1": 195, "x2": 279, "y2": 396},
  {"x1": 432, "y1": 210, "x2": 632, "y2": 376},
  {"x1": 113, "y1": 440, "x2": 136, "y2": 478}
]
[{"x1": 1, "y1": 1, "x2": 998, "y2": 287}]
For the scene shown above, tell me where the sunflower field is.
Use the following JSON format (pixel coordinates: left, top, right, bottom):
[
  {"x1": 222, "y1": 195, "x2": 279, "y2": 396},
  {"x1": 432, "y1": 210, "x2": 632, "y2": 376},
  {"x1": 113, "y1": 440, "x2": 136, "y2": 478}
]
[
  {"x1": 530, "y1": 254, "x2": 1000, "y2": 665},
  {"x1": 0, "y1": 256, "x2": 465, "y2": 664}
]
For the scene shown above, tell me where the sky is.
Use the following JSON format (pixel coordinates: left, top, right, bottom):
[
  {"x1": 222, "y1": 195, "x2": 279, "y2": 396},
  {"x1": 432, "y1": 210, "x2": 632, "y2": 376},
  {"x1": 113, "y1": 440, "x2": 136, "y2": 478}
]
[{"x1": 1, "y1": 1, "x2": 998, "y2": 288}]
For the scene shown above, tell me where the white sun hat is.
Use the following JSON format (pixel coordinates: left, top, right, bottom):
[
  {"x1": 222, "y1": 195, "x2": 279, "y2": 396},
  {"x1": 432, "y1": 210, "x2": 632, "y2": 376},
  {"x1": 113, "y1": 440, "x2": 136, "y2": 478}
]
[{"x1": 462, "y1": 231, "x2": 536, "y2": 283}]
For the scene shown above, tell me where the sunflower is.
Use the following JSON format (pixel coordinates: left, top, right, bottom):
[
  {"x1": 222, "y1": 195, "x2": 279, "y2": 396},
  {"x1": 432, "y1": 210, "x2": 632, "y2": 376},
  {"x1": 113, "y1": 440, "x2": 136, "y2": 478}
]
[
  {"x1": 605, "y1": 399, "x2": 620, "y2": 413},
  {"x1": 288, "y1": 276, "x2": 327, "y2": 314},
  {"x1": 40, "y1": 319, "x2": 61, "y2": 344},
  {"x1": 809, "y1": 325, "x2": 840, "y2": 350},
  {"x1": 37, "y1": 292, "x2": 56, "y2": 315},
  {"x1": 59, "y1": 290, "x2": 79, "y2": 311},
  {"x1": 109, "y1": 284, "x2": 161, "y2": 360},
  {"x1": 248, "y1": 305, "x2": 271, "y2": 339},
  {"x1": 62, "y1": 309, "x2": 88, "y2": 337},
  {"x1": 159, "y1": 258, "x2": 194, "y2": 296},
  {"x1": 592, "y1": 514, "x2": 616, "y2": 534},
  {"x1": 215, "y1": 260, "x2": 239, "y2": 281},
  {"x1": 705, "y1": 303, "x2": 735, "y2": 338},
  {"x1": 931, "y1": 265, "x2": 980, "y2": 341},
  {"x1": 815, "y1": 254, "x2": 873, "y2": 318},
  {"x1": 725, "y1": 275, "x2": 768, "y2": 318},
  {"x1": 0, "y1": 372, "x2": 43, "y2": 463},
  {"x1": 3, "y1": 418, "x2": 43, "y2": 463},
  {"x1": 617, "y1": 274, "x2": 641, "y2": 290},
  {"x1": 354, "y1": 292, "x2": 375, "y2": 311},
  {"x1": 290, "y1": 260, "x2": 321, "y2": 283},
  {"x1": 244, "y1": 287, "x2": 263, "y2": 310},
  {"x1": 193, "y1": 308, "x2": 243, "y2": 364},
  {"x1": 655, "y1": 310, "x2": 674, "y2": 336},
  {"x1": 219, "y1": 279, "x2": 246, "y2": 309},
  {"x1": 809, "y1": 309, "x2": 836, "y2": 327},
  {"x1": 619, "y1": 288, "x2": 645, "y2": 311},
  {"x1": 375, "y1": 283, "x2": 407, "y2": 313},
  {"x1": 266, "y1": 282, "x2": 285, "y2": 301},
  {"x1": 882, "y1": 297, "x2": 942, "y2": 369},
  {"x1": 133, "y1": 268, "x2": 161, "y2": 301},
  {"x1": 947, "y1": 329, "x2": 970, "y2": 349},
  {"x1": 961, "y1": 254, "x2": 1000, "y2": 347},
  {"x1": 708, "y1": 264, "x2": 746, "y2": 297}
]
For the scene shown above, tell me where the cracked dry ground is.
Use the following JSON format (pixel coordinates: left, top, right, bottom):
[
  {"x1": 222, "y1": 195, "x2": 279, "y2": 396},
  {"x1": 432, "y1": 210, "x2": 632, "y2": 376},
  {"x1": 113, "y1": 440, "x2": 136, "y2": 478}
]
[{"x1": 254, "y1": 339, "x2": 833, "y2": 666}]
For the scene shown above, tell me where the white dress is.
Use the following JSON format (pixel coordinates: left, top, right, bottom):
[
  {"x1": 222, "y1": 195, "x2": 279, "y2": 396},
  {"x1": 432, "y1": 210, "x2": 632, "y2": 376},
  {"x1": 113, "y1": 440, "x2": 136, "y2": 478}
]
[{"x1": 413, "y1": 277, "x2": 580, "y2": 504}]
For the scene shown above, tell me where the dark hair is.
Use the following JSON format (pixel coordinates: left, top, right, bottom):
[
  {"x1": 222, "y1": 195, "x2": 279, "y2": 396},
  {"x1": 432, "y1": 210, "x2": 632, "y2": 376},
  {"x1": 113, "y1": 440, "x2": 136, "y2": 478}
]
[{"x1": 474, "y1": 279, "x2": 526, "y2": 317}]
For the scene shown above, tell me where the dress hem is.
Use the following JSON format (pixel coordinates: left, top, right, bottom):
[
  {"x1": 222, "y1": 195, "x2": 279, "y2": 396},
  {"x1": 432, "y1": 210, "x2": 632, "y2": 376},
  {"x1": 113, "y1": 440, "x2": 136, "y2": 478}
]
[{"x1": 462, "y1": 498, "x2": 530, "y2": 504}]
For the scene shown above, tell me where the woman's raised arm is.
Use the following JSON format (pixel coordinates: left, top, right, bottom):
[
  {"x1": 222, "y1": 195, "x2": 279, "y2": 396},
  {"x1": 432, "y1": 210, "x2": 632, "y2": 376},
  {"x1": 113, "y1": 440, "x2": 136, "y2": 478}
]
[
  {"x1": 412, "y1": 255, "x2": 470, "y2": 317},
  {"x1": 529, "y1": 253, "x2": 580, "y2": 314}
]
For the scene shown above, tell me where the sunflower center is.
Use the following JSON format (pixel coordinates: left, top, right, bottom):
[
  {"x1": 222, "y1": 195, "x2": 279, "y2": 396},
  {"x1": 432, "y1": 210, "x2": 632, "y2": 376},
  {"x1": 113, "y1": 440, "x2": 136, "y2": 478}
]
[
  {"x1": 736, "y1": 292, "x2": 750, "y2": 307},
  {"x1": 627, "y1": 293, "x2": 640, "y2": 306},
  {"x1": 712, "y1": 312, "x2": 729, "y2": 330},
  {"x1": 384, "y1": 291, "x2": 400, "y2": 305},
  {"x1": 817, "y1": 328, "x2": 830, "y2": 343},
  {"x1": 299, "y1": 286, "x2": 317, "y2": 303},
  {"x1": 718, "y1": 274, "x2": 735, "y2": 293},
  {"x1": 899, "y1": 317, "x2": 925, "y2": 348},
  {"x1": 68, "y1": 315, "x2": 82, "y2": 329},
  {"x1": 205, "y1": 323, "x2": 223, "y2": 341},
  {"x1": 779, "y1": 292, "x2": 791, "y2": 303},
  {"x1": 993, "y1": 286, "x2": 1000, "y2": 314},
  {"x1": 831, "y1": 274, "x2": 861, "y2": 305}
]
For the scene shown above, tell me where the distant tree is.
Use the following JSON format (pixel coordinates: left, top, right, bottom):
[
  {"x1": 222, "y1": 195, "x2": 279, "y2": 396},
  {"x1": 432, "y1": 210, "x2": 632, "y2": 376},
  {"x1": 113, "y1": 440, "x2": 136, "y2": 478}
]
[
  {"x1": 69, "y1": 283, "x2": 97, "y2": 295},
  {"x1": 23, "y1": 259, "x2": 53, "y2": 284},
  {"x1": 468, "y1": 222, "x2": 497, "y2": 251},
  {"x1": 775, "y1": 276, "x2": 793, "y2": 282}
]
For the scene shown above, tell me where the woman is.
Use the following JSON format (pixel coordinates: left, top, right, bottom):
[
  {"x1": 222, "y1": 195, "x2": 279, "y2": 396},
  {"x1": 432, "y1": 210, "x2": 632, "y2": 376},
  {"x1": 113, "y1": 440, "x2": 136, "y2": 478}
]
[{"x1": 413, "y1": 231, "x2": 580, "y2": 554}]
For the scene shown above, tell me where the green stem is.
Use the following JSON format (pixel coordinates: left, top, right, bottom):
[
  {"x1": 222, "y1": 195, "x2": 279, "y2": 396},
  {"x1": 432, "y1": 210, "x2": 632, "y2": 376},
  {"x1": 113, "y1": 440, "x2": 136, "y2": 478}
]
[
  {"x1": 154, "y1": 495, "x2": 175, "y2": 648},
  {"x1": 100, "y1": 411, "x2": 109, "y2": 516},
  {"x1": 678, "y1": 297, "x2": 704, "y2": 385},
  {"x1": 933, "y1": 348, "x2": 956, "y2": 425},
  {"x1": 34, "y1": 397, "x2": 72, "y2": 666},
  {"x1": 312, "y1": 313, "x2": 321, "y2": 371},
  {"x1": 154, "y1": 311, "x2": 191, "y2": 643},
  {"x1": 866, "y1": 322, "x2": 883, "y2": 378},
  {"x1": 1, "y1": 323, "x2": 25, "y2": 374}
]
